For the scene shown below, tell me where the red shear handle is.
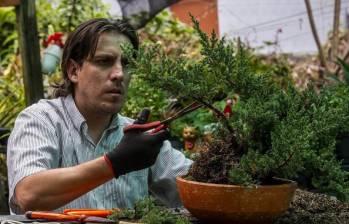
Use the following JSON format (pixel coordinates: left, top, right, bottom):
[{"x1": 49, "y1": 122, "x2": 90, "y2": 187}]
[
  {"x1": 149, "y1": 124, "x2": 167, "y2": 134},
  {"x1": 123, "y1": 121, "x2": 161, "y2": 133}
]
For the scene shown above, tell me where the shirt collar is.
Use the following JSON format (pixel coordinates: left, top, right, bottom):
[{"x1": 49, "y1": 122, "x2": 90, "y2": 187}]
[
  {"x1": 64, "y1": 94, "x2": 86, "y2": 132},
  {"x1": 108, "y1": 114, "x2": 120, "y2": 130}
]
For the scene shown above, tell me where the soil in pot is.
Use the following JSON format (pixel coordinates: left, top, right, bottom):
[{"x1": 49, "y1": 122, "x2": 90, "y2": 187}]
[{"x1": 187, "y1": 135, "x2": 240, "y2": 184}]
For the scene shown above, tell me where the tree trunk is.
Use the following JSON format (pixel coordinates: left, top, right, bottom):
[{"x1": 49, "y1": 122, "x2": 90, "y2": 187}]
[
  {"x1": 16, "y1": 0, "x2": 44, "y2": 106},
  {"x1": 332, "y1": 0, "x2": 341, "y2": 61},
  {"x1": 304, "y1": 0, "x2": 328, "y2": 74}
]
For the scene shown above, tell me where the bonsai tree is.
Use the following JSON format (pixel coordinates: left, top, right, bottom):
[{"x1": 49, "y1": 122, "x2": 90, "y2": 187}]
[{"x1": 123, "y1": 16, "x2": 349, "y2": 201}]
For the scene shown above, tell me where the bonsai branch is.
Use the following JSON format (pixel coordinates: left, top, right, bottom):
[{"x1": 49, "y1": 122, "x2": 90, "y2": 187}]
[
  {"x1": 275, "y1": 151, "x2": 295, "y2": 171},
  {"x1": 192, "y1": 96, "x2": 234, "y2": 134}
]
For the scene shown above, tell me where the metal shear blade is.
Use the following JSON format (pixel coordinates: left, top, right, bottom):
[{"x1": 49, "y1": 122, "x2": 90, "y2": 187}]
[{"x1": 123, "y1": 102, "x2": 202, "y2": 133}]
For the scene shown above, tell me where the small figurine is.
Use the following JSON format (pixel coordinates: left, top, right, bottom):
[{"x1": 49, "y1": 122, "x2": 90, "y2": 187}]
[
  {"x1": 223, "y1": 94, "x2": 239, "y2": 118},
  {"x1": 202, "y1": 123, "x2": 215, "y2": 144},
  {"x1": 223, "y1": 99, "x2": 232, "y2": 118},
  {"x1": 182, "y1": 126, "x2": 199, "y2": 152}
]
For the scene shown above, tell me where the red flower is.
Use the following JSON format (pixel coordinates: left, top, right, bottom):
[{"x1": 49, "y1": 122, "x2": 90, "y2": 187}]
[{"x1": 43, "y1": 32, "x2": 64, "y2": 48}]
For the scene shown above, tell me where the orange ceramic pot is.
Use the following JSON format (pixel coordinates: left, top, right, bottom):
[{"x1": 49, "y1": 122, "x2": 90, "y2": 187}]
[{"x1": 176, "y1": 176, "x2": 297, "y2": 224}]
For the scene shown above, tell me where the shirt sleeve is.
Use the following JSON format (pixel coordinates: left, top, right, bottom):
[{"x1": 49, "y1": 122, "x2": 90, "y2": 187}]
[
  {"x1": 148, "y1": 140, "x2": 192, "y2": 207},
  {"x1": 7, "y1": 109, "x2": 59, "y2": 213}
]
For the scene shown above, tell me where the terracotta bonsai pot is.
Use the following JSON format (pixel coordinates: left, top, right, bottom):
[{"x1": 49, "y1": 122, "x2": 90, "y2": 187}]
[{"x1": 176, "y1": 176, "x2": 297, "y2": 224}]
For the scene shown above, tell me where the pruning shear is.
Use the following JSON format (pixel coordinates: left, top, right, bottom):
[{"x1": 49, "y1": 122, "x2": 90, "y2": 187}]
[
  {"x1": 124, "y1": 102, "x2": 202, "y2": 134},
  {"x1": 25, "y1": 209, "x2": 119, "y2": 223}
]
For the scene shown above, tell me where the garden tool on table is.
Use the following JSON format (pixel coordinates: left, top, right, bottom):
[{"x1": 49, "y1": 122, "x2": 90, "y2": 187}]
[
  {"x1": 25, "y1": 209, "x2": 119, "y2": 223},
  {"x1": 62, "y1": 208, "x2": 119, "y2": 217},
  {"x1": 123, "y1": 102, "x2": 203, "y2": 134}
]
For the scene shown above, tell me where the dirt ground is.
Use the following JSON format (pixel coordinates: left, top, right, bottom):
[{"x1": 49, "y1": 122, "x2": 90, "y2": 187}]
[{"x1": 276, "y1": 189, "x2": 349, "y2": 224}]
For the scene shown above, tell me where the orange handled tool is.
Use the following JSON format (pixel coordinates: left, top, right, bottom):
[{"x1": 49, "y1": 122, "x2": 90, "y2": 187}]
[
  {"x1": 25, "y1": 210, "x2": 116, "y2": 223},
  {"x1": 63, "y1": 208, "x2": 120, "y2": 218},
  {"x1": 25, "y1": 211, "x2": 85, "y2": 222}
]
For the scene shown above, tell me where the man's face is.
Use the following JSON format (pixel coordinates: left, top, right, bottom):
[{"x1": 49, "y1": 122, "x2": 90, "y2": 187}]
[{"x1": 68, "y1": 32, "x2": 131, "y2": 115}]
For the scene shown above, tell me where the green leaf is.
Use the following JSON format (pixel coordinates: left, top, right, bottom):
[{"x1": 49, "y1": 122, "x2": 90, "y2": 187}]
[{"x1": 337, "y1": 57, "x2": 349, "y2": 84}]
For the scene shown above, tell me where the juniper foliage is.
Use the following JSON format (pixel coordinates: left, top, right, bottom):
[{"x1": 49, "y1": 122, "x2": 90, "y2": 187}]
[
  {"x1": 108, "y1": 196, "x2": 190, "y2": 224},
  {"x1": 123, "y1": 16, "x2": 349, "y2": 200}
]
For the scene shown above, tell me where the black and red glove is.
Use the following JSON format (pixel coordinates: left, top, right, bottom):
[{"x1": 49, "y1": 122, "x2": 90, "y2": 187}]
[{"x1": 104, "y1": 109, "x2": 169, "y2": 177}]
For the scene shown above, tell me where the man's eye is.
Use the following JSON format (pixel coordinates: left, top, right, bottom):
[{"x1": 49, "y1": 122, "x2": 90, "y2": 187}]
[
  {"x1": 121, "y1": 57, "x2": 129, "y2": 67},
  {"x1": 95, "y1": 58, "x2": 113, "y2": 66}
]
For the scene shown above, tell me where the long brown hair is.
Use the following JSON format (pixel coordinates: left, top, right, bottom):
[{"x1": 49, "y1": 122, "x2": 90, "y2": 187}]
[{"x1": 53, "y1": 18, "x2": 139, "y2": 97}]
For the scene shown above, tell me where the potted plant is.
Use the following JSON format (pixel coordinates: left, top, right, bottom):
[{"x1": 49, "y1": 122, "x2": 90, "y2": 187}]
[{"x1": 123, "y1": 16, "x2": 349, "y2": 223}]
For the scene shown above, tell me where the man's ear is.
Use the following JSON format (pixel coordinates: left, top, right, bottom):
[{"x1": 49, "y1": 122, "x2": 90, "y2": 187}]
[{"x1": 67, "y1": 59, "x2": 80, "y2": 83}]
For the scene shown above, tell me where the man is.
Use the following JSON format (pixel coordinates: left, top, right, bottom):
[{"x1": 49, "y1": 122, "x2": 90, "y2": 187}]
[{"x1": 7, "y1": 18, "x2": 192, "y2": 214}]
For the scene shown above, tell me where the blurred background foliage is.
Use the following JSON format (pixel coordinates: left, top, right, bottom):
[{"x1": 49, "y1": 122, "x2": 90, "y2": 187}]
[
  {"x1": 36, "y1": 0, "x2": 110, "y2": 34},
  {"x1": 0, "y1": 7, "x2": 17, "y2": 69}
]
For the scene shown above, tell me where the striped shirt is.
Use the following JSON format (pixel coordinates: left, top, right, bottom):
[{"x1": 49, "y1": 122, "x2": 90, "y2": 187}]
[{"x1": 7, "y1": 95, "x2": 192, "y2": 214}]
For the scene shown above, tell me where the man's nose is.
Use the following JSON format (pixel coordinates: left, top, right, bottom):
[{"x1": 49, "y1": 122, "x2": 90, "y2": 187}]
[{"x1": 110, "y1": 63, "x2": 124, "y2": 81}]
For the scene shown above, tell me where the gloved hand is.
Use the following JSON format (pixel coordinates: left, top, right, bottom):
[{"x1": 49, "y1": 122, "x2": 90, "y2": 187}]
[{"x1": 104, "y1": 109, "x2": 169, "y2": 177}]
